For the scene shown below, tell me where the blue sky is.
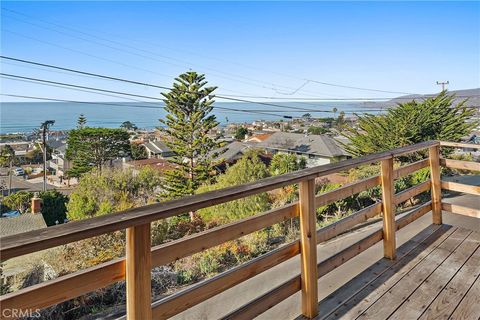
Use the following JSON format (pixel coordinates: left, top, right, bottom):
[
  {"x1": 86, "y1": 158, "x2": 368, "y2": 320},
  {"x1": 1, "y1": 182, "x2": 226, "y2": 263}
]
[{"x1": 1, "y1": 1, "x2": 479, "y2": 102}]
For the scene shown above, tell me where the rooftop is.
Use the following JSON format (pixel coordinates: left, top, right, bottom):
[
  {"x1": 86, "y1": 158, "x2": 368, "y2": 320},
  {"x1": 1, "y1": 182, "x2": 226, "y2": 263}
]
[
  {"x1": 143, "y1": 140, "x2": 171, "y2": 153},
  {"x1": 0, "y1": 213, "x2": 47, "y2": 237},
  {"x1": 258, "y1": 132, "x2": 350, "y2": 158}
]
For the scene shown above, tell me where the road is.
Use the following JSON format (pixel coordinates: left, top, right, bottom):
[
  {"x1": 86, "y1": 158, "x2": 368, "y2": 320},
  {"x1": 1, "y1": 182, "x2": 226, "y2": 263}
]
[{"x1": 0, "y1": 169, "x2": 73, "y2": 196}]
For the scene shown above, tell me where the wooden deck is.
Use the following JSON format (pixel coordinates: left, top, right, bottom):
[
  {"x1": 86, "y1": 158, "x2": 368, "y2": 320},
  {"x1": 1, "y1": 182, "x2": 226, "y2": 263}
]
[{"x1": 315, "y1": 224, "x2": 480, "y2": 320}]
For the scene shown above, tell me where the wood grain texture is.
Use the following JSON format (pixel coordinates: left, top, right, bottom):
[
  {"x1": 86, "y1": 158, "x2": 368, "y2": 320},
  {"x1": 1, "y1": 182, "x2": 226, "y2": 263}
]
[
  {"x1": 429, "y1": 145, "x2": 443, "y2": 225},
  {"x1": 356, "y1": 228, "x2": 471, "y2": 320},
  {"x1": 316, "y1": 202, "x2": 382, "y2": 244},
  {"x1": 394, "y1": 180, "x2": 431, "y2": 205},
  {"x1": 442, "y1": 203, "x2": 480, "y2": 218},
  {"x1": 389, "y1": 231, "x2": 480, "y2": 319},
  {"x1": 440, "y1": 158, "x2": 480, "y2": 172},
  {"x1": 396, "y1": 202, "x2": 432, "y2": 230},
  {"x1": 419, "y1": 238, "x2": 480, "y2": 320},
  {"x1": 322, "y1": 225, "x2": 458, "y2": 320},
  {"x1": 151, "y1": 241, "x2": 300, "y2": 319},
  {"x1": 380, "y1": 157, "x2": 396, "y2": 260},
  {"x1": 126, "y1": 223, "x2": 152, "y2": 320},
  {"x1": 0, "y1": 141, "x2": 438, "y2": 261},
  {"x1": 299, "y1": 179, "x2": 319, "y2": 318},
  {"x1": 0, "y1": 259, "x2": 125, "y2": 316},
  {"x1": 314, "y1": 175, "x2": 380, "y2": 208},
  {"x1": 394, "y1": 159, "x2": 430, "y2": 179},
  {"x1": 439, "y1": 141, "x2": 480, "y2": 149},
  {"x1": 314, "y1": 158, "x2": 429, "y2": 210},
  {"x1": 151, "y1": 203, "x2": 297, "y2": 267},
  {"x1": 317, "y1": 228, "x2": 383, "y2": 278},
  {"x1": 449, "y1": 274, "x2": 480, "y2": 320},
  {"x1": 441, "y1": 180, "x2": 480, "y2": 195},
  {"x1": 317, "y1": 224, "x2": 446, "y2": 319},
  {"x1": 221, "y1": 276, "x2": 301, "y2": 320}
]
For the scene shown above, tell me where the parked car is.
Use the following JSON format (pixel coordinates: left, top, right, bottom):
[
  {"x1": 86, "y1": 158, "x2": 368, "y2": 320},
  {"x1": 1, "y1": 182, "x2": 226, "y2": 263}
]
[{"x1": 12, "y1": 167, "x2": 25, "y2": 176}]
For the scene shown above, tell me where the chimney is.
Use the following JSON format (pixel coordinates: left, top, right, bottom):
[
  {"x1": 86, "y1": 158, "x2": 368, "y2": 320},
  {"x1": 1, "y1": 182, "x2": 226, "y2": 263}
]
[{"x1": 31, "y1": 193, "x2": 43, "y2": 214}]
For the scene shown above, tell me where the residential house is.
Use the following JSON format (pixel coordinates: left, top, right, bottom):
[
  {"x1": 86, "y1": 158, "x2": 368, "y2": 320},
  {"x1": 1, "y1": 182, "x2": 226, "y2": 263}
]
[
  {"x1": 123, "y1": 158, "x2": 175, "y2": 174},
  {"x1": 210, "y1": 140, "x2": 272, "y2": 172},
  {"x1": 212, "y1": 141, "x2": 250, "y2": 164},
  {"x1": 245, "y1": 133, "x2": 273, "y2": 143},
  {"x1": 257, "y1": 132, "x2": 350, "y2": 167},
  {"x1": 142, "y1": 140, "x2": 175, "y2": 159},
  {"x1": 0, "y1": 142, "x2": 34, "y2": 163},
  {"x1": 47, "y1": 140, "x2": 71, "y2": 179}
]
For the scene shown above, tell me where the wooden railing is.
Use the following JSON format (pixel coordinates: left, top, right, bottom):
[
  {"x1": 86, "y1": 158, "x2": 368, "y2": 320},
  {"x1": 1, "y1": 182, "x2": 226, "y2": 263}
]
[{"x1": 0, "y1": 140, "x2": 479, "y2": 319}]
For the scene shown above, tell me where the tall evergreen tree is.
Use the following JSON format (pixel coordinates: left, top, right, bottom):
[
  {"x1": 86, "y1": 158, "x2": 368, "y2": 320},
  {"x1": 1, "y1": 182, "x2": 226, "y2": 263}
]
[
  {"x1": 160, "y1": 72, "x2": 221, "y2": 199},
  {"x1": 77, "y1": 114, "x2": 87, "y2": 129}
]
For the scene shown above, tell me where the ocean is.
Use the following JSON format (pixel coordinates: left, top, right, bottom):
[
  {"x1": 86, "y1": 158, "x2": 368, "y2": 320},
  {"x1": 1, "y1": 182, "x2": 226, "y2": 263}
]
[{"x1": 0, "y1": 101, "x2": 385, "y2": 134}]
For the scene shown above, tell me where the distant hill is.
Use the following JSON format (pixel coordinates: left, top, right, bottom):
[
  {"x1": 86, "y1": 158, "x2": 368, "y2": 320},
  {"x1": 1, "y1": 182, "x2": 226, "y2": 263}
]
[{"x1": 365, "y1": 88, "x2": 480, "y2": 109}]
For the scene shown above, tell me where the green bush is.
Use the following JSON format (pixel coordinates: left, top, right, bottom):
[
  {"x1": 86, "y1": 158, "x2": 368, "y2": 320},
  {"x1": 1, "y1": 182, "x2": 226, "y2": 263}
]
[
  {"x1": 39, "y1": 190, "x2": 68, "y2": 226},
  {"x1": 2, "y1": 191, "x2": 33, "y2": 213},
  {"x1": 67, "y1": 167, "x2": 162, "y2": 220},
  {"x1": 197, "y1": 150, "x2": 271, "y2": 224}
]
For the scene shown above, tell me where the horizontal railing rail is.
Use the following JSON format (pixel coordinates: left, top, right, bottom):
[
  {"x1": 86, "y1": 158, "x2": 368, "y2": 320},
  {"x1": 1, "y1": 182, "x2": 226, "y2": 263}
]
[
  {"x1": 438, "y1": 141, "x2": 480, "y2": 219},
  {"x1": 0, "y1": 140, "x2": 437, "y2": 261},
  {"x1": 3, "y1": 140, "x2": 475, "y2": 319},
  {"x1": 439, "y1": 141, "x2": 480, "y2": 149}
]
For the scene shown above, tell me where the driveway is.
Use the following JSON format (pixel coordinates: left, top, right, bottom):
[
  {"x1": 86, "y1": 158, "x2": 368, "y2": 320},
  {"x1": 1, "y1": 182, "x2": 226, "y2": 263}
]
[{"x1": 0, "y1": 173, "x2": 73, "y2": 196}]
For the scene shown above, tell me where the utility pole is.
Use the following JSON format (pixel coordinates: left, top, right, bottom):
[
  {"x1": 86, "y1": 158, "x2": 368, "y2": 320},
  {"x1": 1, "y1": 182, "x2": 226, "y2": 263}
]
[
  {"x1": 436, "y1": 81, "x2": 449, "y2": 92},
  {"x1": 40, "y1": 120, "x2": 55, "y2": 192}
]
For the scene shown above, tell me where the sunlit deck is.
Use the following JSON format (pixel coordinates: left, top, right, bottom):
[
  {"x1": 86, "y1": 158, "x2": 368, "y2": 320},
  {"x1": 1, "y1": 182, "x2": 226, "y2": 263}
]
[
  {"x1": 0, "y1": 140, "x2": 478, "y2": 319},
  {"x1": 314, "y1": 224, "x2": 480, "y2": 320}
]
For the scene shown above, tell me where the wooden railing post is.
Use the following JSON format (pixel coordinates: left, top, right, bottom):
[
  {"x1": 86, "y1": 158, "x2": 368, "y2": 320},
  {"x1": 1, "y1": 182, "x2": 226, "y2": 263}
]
[
  {"x1": 380, "y1": 157, "x2": 396, "y2": 260},
  {"x1": 126, "y1": 223, "x2": 152, "y2": 320},
  {"x1": 429, "y1": 145, "x2": 442, "y2": 225},
  {"x1": 299, "y1": 178, "x2": 318, "y2": 318}
]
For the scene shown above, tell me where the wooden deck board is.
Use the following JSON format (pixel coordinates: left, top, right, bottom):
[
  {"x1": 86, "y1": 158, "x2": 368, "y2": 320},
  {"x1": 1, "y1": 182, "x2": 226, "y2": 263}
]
[
  {"x1": 418, "y1": 245, "x2": 480, "y2": 320},
  {"x1": 314, "y1": 226, "x2": 480, "y2": 320},
  {"x1": 315, "y1": 224, "x2": 447, "y2": 319},
  {"x1": 449, "y1": 275, "x2": 480, "y2": 320},
  {"x1": 389, "y1": 231, "x2": 480, "y2": 319}
]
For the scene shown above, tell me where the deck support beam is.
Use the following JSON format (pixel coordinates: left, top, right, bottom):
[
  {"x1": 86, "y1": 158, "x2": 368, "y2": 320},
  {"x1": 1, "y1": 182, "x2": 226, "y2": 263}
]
[
  {"x1": 299, "y1": 178, "x2": 319, "y2": 318},
  {"x1": 429, "y1": 145, "x2": 443, "y2": 225},
  {"x1": 126, "y1": 223, "x2": 152, "y2": 320},
  {"x1": 381, "y1": 157, "x2": 396, "y2": 260}
]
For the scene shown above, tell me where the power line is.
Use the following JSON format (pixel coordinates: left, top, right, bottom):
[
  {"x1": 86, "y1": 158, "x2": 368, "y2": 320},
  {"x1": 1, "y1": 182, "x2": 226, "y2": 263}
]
[
  {"x1": 0, "y1": 70, "x2": 350, "y2": 114},
  {"x1": 2, "y1": 26, "x2": 313, "y2": 98},
  {"x1": 3, "y1": 57, "x2": 478, "y2": 104},
  {"x1": 1, "y1": 94, "x2": 386, "y2": 117},
  {"x1": 2, "y1": 72, "x2": 390, "y2": 117},
  {"x1": 2, "y1": 8, "x2": 417, "y2": 97},
  {"x1": 0, "y1": 94, "x2": 295, "y2": 119},
  {"x1": 2, "y1": 11, "x2": 299, "y2": 92},
  {"x1": 304, "y1": 79, "x2": 414, "y2": 95}
]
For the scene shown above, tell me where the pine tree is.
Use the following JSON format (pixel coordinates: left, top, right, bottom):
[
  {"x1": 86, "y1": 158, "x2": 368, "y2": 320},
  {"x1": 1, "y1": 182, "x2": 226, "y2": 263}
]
[
  {"x1": 340, "y1": 92, "x2": 478, "y2": 162},
  {"x1": 160, "y1": 72, "x2": 221, "y2": 200},
  {"x1": 77, "y1": 114, "x2": 87, "y2": 129}
]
